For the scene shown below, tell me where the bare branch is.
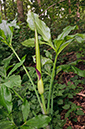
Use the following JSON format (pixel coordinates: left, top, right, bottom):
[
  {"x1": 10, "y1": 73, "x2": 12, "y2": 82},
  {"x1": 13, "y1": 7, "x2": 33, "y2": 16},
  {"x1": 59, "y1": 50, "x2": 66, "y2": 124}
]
[{"x1": 39, "y1": 0, "x2": 65, "y2": 17}]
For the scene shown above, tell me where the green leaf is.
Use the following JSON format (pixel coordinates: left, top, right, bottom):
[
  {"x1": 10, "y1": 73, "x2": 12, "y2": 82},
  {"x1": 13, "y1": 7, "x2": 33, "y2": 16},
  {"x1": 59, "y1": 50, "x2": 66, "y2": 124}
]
[
  {"x1": 53, "y1": 38, "x2": 73, "y2": 55},
  {"x1": 41, "y1": 56, "x2": 53, "y2": 66},
  {"x1": 27, "y1": 11, "x2": 52, "y2": 43},
  {"x1": 21, "y1": 115, "x2": 51, "y2": 129},
  {"x1": 44, "y1": 50, "x2": 52, "y2": 59},
  {"x1": 0, "y1": 29, "x2": 7, "y2": 43},
  {"x1": 53, "y1": 26, "x2": 81, "y2": 54},
  {"x1": 39, "y1": 40, "x2": 55, "y2": 50},
  {"x1": 44, "y1": 64, "x2": 52, "y2": 74},
  {"x1": 0, "y1": 19, "x2": 19, "y2": 37},
  {"x1": 76, "y1": 110, "x2": 84, "y2": 115},
  {"x1": 56, "y1": 90, "x2": 64, "y2": 96},
  {"x1": 76, "y1": 33, "x2": 85, "y2": 39},
  {"x1": 8, "y1": 19, "x2": 19, "y2": 29},
  {"x1": 0, "y1": 66, "x2": 6, "y2": 78},
  {"x1": 54, "y1": 127, "x2": 62, "y2": 129},
  {"x1": 70, "y1": 85, "x2": 76, "y2": 89},
  {"x1": 71, "y1": 66, "x2": 85, "y2": 77},
  {"x1": 66, "y1": 126, "x2": 72, "y2": 129},
  {"x1": 57, "y1": 39, "x2": 73, "y2": 55},
  {"x1": 2, "y1": 54, "x2": 13, "y2": 69},
  {"x1": 53, "y1": 39, "x2": 64, "y2": 52},
  {"x1": 22, "y1": 38, "x2": 35, "y2": 47},
  {"x1": 22, "y1": 100, "x2": 30, "y2": 122},
  {"x1": 0, "y1": 77, "x2": 4, "y2": 82},
  {"x1": 56, "y1": 64, "x2": 71, "y2": 74},
  {"x1": 8, "y1": 59, "x2": 25, "y2": 77},
  {"x1": 76, "y1": 53, "x2": 81, "y2": 59},
  {"x1": 68, "y1": 94, "x2": 73, "y2": 98},
  {"x1": 72, "y1": 118, "x2": 77, "y2": 122},
  {"x1": 57, "y1": 119, "x2": 66, "y2": 128},
  {"x1": 21, "y1": 38, "x2": 51, "y2": 48},
  {"x1": 75, "y1": 36, "x2": 85, "y2": 43},
  {"x1": 0, "y1": 85, "x2": 12, "y2": 113},
  {"x1": 75, "y1": 33, "x2": 85, "y2": 43},
  {"x1": 57, "y1": 26, "x2": 77, "y2": 40},
  {"x1": 71, "y1": 103, "x2": 77, "y2": 111},
  {"x1": 0, "y1": 109, "x2": 8, "y2": 118},
  {"x1": 3, "y1": 75, "x2": 21, "y2": 88},
  {"x1": 0, "y1": 19, "x2": 19, "y2": 45},
  {"x1": 63, "y1": 104, "x2": 70, "y2": 110},
  {"x1": 32, "y1": 55, "x2": 53, "y2": 67},
  {"x1": 65, "y1": 109, "x2": 72, "y2": 118},
  {"x1": 0, "y1": 120, "x2": 15, "y2": 129},
  {"x1": 56, "y1": 59, "x2": 84, "y2": 74},
  {"x1": 57, "y1": 99, "x2": 63, "y2": 105},
  {"x1": 58, "y1": 84, "x2": 66, "y2": 89},
  {"x1": 0, "y1": 20, "x2": 12, "y2": 36}
]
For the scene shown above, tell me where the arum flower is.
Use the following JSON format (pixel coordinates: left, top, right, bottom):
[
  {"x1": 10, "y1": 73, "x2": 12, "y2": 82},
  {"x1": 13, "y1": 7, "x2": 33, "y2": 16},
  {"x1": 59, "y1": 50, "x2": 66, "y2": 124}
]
[{"x1": 36, "y1": 68, "x2": 44, "y2": 95}]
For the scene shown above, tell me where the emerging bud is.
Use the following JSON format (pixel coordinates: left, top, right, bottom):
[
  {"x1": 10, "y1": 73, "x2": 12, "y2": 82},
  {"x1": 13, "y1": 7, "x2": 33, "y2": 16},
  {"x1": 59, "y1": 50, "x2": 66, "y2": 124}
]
[{"x1": 38, "y1": 78, "x2": 44, "y2": 95}]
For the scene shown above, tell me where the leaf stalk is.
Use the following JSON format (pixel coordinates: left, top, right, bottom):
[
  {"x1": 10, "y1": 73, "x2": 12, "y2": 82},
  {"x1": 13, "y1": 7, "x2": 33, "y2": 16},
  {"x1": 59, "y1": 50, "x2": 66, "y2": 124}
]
[
  {"x1": 10, "y1": 46, "x2": 42, "y2": 111},
  {"x1": 47, "y1": 54, "x2": 58, "y2": 114}
]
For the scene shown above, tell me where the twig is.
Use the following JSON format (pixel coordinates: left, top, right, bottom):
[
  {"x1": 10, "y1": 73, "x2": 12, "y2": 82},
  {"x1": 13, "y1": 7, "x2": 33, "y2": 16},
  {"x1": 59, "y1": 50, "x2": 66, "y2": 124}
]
[
  {"x1": 39, "y1": 0, "x2": 65, "y2": 17},
  {"x1": 39, "y1": 3, "x2": 56, "y2": 17},
  {"x1": 77, "y1": 93, "x2": 85, "y2": 97}
]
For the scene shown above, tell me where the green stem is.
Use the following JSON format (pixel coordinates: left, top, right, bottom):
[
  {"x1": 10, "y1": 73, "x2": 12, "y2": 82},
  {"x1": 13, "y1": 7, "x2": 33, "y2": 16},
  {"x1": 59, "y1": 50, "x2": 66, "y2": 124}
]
[
  {"x1": 10, "y1": 46, "x2": 42, "y2": 110},
  {"x1": 51, "y1": 93, "x2": 53, "y2": 115},
  {"x1": 35, "y1": 28, "x2": 41, "y2": 73},
  {"x1": 41, "y1": 94, "x2": 47, "y2": 114},
  {"x1": 47, "y1": 54, "x2": 58, "y2": 114},
  {"x1": 50, "y1": 92, "x2": 53, "y2": 129},
  {"x1": 13, "y1": 89, "x2": 24, "y2": 102}
]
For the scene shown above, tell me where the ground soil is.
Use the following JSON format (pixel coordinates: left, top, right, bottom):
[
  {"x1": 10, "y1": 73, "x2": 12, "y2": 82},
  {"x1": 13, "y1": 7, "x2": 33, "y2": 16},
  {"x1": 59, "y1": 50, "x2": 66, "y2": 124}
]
[{"x1": 62, "y1": 87, "x2": 85, "y2": 129}]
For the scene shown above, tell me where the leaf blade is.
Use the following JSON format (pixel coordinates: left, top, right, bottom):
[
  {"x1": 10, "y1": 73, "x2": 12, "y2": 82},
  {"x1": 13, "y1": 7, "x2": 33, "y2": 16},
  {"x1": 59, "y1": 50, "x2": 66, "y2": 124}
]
[
  {"x1": 27, "y1": 11, "x2": 52, "y2": 43},
  {"x1": 22, "y1": 100, "x2": 30, "y2": 122},
  {"x1": 3, "y1": 75, "x2": 21, "y2": 88},
  {"x1": 21, "y1": 115, "x2": 51, "y2": 129},
  {"x1": 57, "y1": 26, "x2": 77, "y2": 40},
  {"x1": 0, "y1": 85, "x2": 12, "y2": 113}
]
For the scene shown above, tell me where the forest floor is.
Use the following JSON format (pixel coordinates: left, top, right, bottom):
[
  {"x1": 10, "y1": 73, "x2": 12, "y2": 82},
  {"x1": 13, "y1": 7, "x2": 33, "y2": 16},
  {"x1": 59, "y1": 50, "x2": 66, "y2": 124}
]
[
  {"x1": 62, "y1": 77, "x2": 85, "y2": 129},
  {"x1": 58, "y1": 51, "x2": 85, "y2": 129},
  {"x1": 62, "y1": 83, "x2": 85, "y2": 129}
]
